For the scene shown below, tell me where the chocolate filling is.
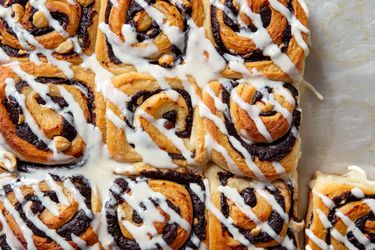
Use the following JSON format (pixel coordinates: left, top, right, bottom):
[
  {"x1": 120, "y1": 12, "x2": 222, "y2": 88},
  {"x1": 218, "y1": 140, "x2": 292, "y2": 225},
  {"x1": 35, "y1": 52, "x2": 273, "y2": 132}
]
[
  {"x1": 220, "y1": 81, "x2": 300, "y2": 162},
  {"x1": 325, "y1": 191, "x2": 375, "y2": 248},
  {"x1": 125, "y1": 88, "x2": 194, "y2": 160},
  {"x1": 106, "y1": 170, "x2": 206, "y2": 250},
  {"x1": 28, "y1": 8, "x2": 69, "y2": 36},
  {"x1": 57, "y1": 210, "x2": 93, "y2": 240},
  {"x1": 3, "y1": 77, "x2": 95, "y2": 152},
  {"x1": 0, "y1": 2, "x2": 95, "y2": 56},
  {"x1": 0, "y1": 235, "x2": 11, "y2": 250},
  {"x1": 78, "y1": 3, "x2": 96, "y2": 50},
  {"x1": 0, "y1": 0, "x2": 28, "y2": 7},
  {"x1": 1, "y1": 175, "x2": 93, "y2": 243},
  {"x1": 218, "y1": 172, "x2": 296, "y2": 247},
  {"x1": 16, "y1": 160, "x2": 85, "y2": 172},
  {"x1": 210, "y1": 0, "x2": 293, "y2": 61},
  {"x1": 103, "y1": 0, "x2": 187, "y2": 67}
]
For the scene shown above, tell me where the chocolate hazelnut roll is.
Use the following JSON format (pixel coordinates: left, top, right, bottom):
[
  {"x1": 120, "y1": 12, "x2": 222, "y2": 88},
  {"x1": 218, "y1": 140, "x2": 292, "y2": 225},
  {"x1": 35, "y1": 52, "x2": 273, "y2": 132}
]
[
  {"x1": 306, "y1": 166, "x2": 375, "y2": 250},
  {"x1": 106, "y1": 72, "x2": 207, "y2": 168},
  {"x1": 206, "y1": 165, "x2": 302, "y2": 249},
  {"x1": 202, "y1": 79, "x2": 300, "y2": 180},
  {"x1": 203, "y1": 0, "x2": 309, "y2": 81},
  {"x1": 0, "y1": 174, "x2": 100, "y2": 249},
  {"x1": 0, "y1": 0, "x2": 100, "y2": 63},
  {"x1": 96, "y1": 0, "x2": 205, "y2": 74},
  {"x1": 0, "y1": 62, "x2": 106, "y2": 165},
  {"x1": 105, "y1": 167, "x2": 207, "y2": 249}
]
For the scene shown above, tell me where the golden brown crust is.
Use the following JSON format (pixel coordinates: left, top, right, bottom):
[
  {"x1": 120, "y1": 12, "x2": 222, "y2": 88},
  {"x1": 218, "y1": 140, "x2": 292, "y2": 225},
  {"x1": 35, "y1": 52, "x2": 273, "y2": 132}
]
[
  {"x1": 202, "y1": 79, "x2": 301, "y2": 180},
  {"x1": 0, "y1": 175, "x2": 100, "y2": 249},
  {"x1": 105, "y1": 167, "x2": 208, "y2": 249},
  {"x1": 0, "y1": 0, "x2": 100, "y2": 64},
  {"x1": 305, "y1": 168, "x2": 375, "y2": 250},
  {"x1": 202, "y1": 0, "x2": 309, "y2": 81},
  {"x1": 106, "y1": 72, "x2": 208, "y2": 167},
  {"x1": 0, "y1": 62, "x2": 105, "y2": 165},
  {"x1": 206, "y1": 164, "x2": 299, "y2": 249},
  {"x1": 95, "y1": 0, "x2": 205, "y2": 74}
]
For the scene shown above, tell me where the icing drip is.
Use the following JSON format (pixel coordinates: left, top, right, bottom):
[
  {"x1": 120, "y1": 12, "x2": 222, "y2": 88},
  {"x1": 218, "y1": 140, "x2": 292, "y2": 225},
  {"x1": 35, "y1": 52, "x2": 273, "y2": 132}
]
[
  {"x1": 0, "y1": 0, "x2": 311, "y2": 248},
  {"x1": 0, "y1": 174, "x2": 98, "y2": 250},
  {"x1": 306, "y1": 167, "x2": 375, "y2": 250}
]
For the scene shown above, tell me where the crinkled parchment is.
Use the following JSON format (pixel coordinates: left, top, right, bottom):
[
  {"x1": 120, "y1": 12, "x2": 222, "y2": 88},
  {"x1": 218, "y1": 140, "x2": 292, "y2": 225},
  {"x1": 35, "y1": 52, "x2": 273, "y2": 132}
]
[{"x1": 299, "y1": 0, "x2": 375, "y2": 214}]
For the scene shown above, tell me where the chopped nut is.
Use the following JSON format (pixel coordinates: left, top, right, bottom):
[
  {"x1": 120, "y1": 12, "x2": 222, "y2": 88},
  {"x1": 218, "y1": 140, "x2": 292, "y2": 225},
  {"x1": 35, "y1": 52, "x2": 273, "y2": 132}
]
[
  {"x1": 0, "y1": 151, "x2": 17, "y2": 172},
  {"x1": 12, "y1": 4, "x2": 24, "y2": 23},
  {"x1": 134, "y1": 12, "x2": 152, "y2": 32},
  {"x1": 17, "y1": 114, "x2": 24, "y2": 125},
  {"x1": 76, "y1": 0, "x2": 94, "y2": 7},
  {"x1": 33, "y1": 11, "x2": 49, "y2": 28},
  {"x1": 17, "y1": 49, "x2": 27, "y2": 55},
  {"x1": 290, "y1": 220, "x2": 305, "y2": 232},
  {"x1": 53, "y1": 136, "x2": 71, "y2": 152},
  {"x1": 158, "y1": 53, "x2": 174, "y2": 67},
  {"x1": 250, "y1": 226, "x2": 261, "y2": 236},
  {"x1": 255, "y1": 101, "x2": 274, "y2": 113},
  {"x1": 136, "y1": 96, "x2": 144, "y2": 105},
  {"x1": 55, "y1": 39, "x2": 74, "y2": 54}
]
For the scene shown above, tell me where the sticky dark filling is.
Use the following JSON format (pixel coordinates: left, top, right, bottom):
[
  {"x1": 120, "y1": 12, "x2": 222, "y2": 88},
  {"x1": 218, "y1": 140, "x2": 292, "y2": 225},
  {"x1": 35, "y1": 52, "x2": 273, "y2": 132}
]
[
  {"x1": 106, "y1": 170, "x2": 206, "y2": 249},
  {"x1": 103, "y1": 0, "x2": 188, "y2": 67},
  {"x1": 77, "y1": 3, "x2": 96, "y2": 50},
  {"x1": 16, "y1": 160, "x2": 85, "y2": 172},
  {"x1": 28, "y1": 8, "x2": 69, "y2": 36},
  {"x1": 0, "y1": 2, "x2": 95, "y2": 57},
  {"x1": 325, "y1": 192, "x2": 375, "y2": 249},
  {"x1": 1, "y1": 175, "x2": 93, "y2": 243},
  {"x1": 210, "y1": 0, "x2": 293, "y2": 61},
  {"x1": 218, "y1": 172, "x2": 297, "y2": 247},
  {"x1": 125, "y1": 88, "x2": 194, "y2": 160},
  {"x1": 0, "y1": 235, "x2": 11, "y2": 250},
  {"x1": 3, "y1": 77, "x2": 95, "y2": 152},
  {"x1": 220, "y1": 81, "x2": 300, "y2": 162}
]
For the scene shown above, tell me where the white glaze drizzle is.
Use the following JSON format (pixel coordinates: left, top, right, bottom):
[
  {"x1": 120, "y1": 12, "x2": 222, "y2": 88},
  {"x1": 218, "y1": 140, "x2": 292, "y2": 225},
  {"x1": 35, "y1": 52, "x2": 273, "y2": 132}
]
[
  {"x1": 111, "y1": 177, "x2": 192, "y2": 249},
  {"x1": 218, "y1": 185, "x2": 284, "y2": 243},
  {"x1": 0, "y1": 205, "x2": 24, "y2": 249},
  {"x1": 210, "y1": 0, "x2": 305, "y2": 82},
  {"x1": 306, "y1": 167, "x2": 375, "y2": 250},
  {"x1": 1, "y1": 192, "x2": 38, "y2": 249},
  {"x1": 0, "y1": 0, "x2": 311, "y2": 248}
]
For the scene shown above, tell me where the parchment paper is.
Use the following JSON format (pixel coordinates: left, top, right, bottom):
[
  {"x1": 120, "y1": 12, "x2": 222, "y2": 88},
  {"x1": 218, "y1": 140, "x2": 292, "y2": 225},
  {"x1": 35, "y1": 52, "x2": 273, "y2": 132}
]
[{"x1": 299, "y1": 0, "x2": 375, "y2": 216}]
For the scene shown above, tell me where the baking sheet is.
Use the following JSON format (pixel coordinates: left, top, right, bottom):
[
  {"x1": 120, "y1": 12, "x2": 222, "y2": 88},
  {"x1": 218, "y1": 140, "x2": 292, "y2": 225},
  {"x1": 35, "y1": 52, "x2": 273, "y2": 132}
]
[{"x1": 299, "y1": 0, "x2": 375, "y2": 216}]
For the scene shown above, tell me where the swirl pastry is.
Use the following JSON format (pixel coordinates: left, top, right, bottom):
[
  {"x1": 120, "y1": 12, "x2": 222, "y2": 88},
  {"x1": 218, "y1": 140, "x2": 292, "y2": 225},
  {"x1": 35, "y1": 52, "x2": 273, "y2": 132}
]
[
  {"x1": 203, "y1": 0, "x2": 309, "y2": 80},
  {"x1": 105, "y1": 167, "x2": 207, "y2": 249},
  {"x1": 0, "y1": 62, "x2": 105, "y2": 165},
  {"x1": 0, "y1": 0, "x2": 99, "y2": 63},
  {"x1": 206, "y1": 165, "x2": 302, "y2": 249},
  {"x1": 202, "y1": 78, "x2": 301, "y2": 180},
  {"x1": 306, "y1": 166, "x2": 375, "y2": 250},
  {"x1": 0, "y1": 174, "x2": 100, "y2": 249},
  {"x1": 96, "y1": 0, "x2": 205, "y2": 74},
  {"x1": 106, "y1": 72, "x2": 207, "y2": 168}
]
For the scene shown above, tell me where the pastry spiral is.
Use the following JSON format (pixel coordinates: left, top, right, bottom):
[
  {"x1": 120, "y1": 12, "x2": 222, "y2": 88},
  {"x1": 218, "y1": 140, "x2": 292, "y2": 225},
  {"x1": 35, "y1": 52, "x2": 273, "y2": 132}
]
[
  {"x1": 96, "y1": 0, "x2": 205, "y2": 74},
  {"x1": 0, "y1": 0, "x2": 99, "y2": 63},
  {"x1": 0, "y1": 62, "x2": 105, "y2": 165},
  {"x1": 105, "y1": 167, "x2": 207, "y2": 249},
  {"x1": 202, "y1": 78, "x2": 301, "y2": 180},
  {"x1": 0, "y1": 174, "x2": 100, "y2": 249},
  {"x1": 203, "y1": 0, "x2": 309, "y2": 80},
  {"x1": 306, "y1": 167, "x2": 375, "y2": 250},
  {"x1": 106, "y1": 72, "x2": 207, "y2": 168},
  {"x1": 206, "y1": 165, "x2": 301, "y2": 249}
]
